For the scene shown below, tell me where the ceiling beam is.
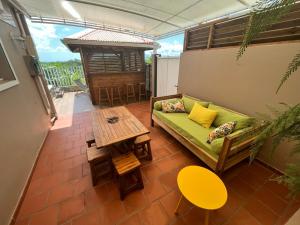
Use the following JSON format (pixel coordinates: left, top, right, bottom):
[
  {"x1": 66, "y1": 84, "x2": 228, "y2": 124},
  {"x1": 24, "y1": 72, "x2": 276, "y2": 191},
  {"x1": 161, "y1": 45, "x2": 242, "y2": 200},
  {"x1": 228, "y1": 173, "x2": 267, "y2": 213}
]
[
  {"x1": 236, "y1": 0, "x2": 250, "y2": 8},
  {"x1": 66, "y1": 0, "x2": 181, "y2": 28}
]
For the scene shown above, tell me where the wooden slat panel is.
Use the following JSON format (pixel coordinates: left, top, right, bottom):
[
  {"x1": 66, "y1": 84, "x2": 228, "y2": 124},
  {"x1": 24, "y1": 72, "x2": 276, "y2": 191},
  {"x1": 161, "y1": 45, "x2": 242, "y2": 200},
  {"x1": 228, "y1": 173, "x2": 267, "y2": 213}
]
[{"x1": 185, "y1": 2, "x2": 300, "y2": 51}]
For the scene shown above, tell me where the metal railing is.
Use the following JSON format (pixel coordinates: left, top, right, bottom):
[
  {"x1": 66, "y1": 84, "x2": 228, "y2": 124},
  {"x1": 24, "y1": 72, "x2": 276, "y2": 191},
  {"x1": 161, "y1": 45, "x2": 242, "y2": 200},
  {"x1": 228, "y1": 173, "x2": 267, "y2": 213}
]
[{"x1": 42, "y1": 65, "x2": 85, "y2": 87}]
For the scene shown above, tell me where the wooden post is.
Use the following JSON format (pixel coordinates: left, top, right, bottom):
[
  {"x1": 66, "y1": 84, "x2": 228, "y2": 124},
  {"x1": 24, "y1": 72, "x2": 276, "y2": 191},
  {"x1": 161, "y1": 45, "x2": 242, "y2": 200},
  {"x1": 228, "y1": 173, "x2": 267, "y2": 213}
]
[
  {"x1": 183, "y1": 30, "x2": 189, "y2": 51},
  {"x1": 207, "y1": 24, "x2": 214, "y2": 49},
  {"x1": 216, "y1": 137, "x2": 233, "y2": 174}
]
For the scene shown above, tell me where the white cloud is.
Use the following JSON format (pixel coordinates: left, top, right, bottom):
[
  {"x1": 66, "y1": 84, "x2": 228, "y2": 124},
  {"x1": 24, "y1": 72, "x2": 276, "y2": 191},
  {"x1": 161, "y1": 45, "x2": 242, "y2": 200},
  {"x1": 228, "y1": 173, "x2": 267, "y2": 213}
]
[
  {"x1": 63, "y1": 27, "x2": 71, "y2": 32},
  {"x1": 157, "y1": 41, "x2": 183, "y2": 56},
  {"x1": 26, "y1": 20, "x2": 68, "y2": 53}
]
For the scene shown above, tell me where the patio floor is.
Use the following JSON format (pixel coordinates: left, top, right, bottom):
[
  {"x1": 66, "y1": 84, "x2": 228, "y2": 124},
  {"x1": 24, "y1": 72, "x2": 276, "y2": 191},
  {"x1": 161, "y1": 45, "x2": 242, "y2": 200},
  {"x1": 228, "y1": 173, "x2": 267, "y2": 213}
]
[
  {"x1": 14, "y1": 95, "x2": 300, "y2": 225},
  {"x1": 52, "y1": 92, "x2": 97, "y2": 116}
]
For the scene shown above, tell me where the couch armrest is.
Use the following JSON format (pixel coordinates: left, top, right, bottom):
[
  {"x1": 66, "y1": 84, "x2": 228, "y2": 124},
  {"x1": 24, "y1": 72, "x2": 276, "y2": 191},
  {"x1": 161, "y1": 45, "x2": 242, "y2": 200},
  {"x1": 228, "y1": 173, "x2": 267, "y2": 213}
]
[
  {"x1": 216, "y1": 123, "x2": 266, "y2": 174},
  {"x1": 150, "y1": 93, "x2": 182, "y2": 126}
]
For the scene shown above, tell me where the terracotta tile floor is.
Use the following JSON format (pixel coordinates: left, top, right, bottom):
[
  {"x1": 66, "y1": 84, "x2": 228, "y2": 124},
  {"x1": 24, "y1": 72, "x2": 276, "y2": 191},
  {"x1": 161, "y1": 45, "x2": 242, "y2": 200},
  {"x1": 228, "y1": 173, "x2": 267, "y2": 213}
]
[{"x1": 15, "y1": 101, "x2": 300, "y2": 225}]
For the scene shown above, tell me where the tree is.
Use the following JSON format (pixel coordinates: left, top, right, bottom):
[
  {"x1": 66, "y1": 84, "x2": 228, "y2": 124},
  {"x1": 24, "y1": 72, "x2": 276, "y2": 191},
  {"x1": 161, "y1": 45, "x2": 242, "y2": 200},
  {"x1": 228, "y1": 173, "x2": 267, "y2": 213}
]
[{"x1": 238, "y1": 0, "x2": 300, "y2": 197}]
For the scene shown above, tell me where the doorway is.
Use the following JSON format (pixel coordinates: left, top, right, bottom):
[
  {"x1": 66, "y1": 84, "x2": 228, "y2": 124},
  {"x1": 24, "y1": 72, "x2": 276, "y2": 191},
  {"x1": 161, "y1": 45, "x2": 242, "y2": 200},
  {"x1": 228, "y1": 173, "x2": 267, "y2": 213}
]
[{"x1": 156, "y1": 56, "x2": 180, "y2": 96}]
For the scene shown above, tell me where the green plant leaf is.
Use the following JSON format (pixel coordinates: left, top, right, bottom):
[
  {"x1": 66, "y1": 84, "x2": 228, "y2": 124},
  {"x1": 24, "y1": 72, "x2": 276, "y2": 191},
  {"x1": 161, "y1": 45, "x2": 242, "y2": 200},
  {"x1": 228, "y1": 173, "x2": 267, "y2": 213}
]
[
  {"x1": 276, "y1": 52, "x2": 300, "y2": 93},
  {"x1": 237, "y1": 0, "x2": 296, "y2": 60}
]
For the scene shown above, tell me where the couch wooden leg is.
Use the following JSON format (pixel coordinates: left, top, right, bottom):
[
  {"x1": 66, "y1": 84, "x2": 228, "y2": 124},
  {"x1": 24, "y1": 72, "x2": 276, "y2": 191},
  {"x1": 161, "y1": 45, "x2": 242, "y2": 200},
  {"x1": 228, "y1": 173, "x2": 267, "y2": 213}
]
[{"x1": 151, "y1": 119, "x2": 154, "y2": 127}]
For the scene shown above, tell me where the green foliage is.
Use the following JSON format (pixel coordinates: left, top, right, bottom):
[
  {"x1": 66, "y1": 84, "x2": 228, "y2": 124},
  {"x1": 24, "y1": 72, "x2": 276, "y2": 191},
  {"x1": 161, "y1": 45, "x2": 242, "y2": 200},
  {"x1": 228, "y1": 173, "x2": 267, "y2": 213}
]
[
  {"x1": 40, "y1": 59, "x2": 82, "y2": 68},
  {"x1": 238, "y1": 0, "x2": 300, "y2": 197},
  {"x1": 277, "y1": 52, "x2": 300, "y2": 93},
  {"x1": 274, "y1": 163, "x2": 300, "y2": 197},
  {"x1": 251, "y1": 104, "x2": 300, "y2": 197},
  {"x1": 41, "y1": 60, "x2": 85, "y2": 86},
  {"x1": 237, "y1": 0, "x2": 296, "y2": 60},
  {"x1": 251, "y1": 104, "x2": 300, "y2": 158},
  {"x1": 145, "y1": 55, "x2": 152, "y2": 65}
]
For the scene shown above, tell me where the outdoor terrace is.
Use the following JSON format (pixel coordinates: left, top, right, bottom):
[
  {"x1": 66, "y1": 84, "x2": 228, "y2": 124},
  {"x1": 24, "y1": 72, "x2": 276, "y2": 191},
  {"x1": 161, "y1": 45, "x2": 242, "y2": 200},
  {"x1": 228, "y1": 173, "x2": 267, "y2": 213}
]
[{"x1": 14, "y1": 93, "x2": 300, "y2": 225}]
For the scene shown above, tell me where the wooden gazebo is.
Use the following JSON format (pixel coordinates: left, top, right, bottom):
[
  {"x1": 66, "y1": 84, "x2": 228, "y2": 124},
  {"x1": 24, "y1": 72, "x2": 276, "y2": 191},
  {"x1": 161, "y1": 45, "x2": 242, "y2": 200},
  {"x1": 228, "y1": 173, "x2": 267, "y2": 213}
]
[{"x1": 62, "y1": 29, "x2": 157, "y2": 105}]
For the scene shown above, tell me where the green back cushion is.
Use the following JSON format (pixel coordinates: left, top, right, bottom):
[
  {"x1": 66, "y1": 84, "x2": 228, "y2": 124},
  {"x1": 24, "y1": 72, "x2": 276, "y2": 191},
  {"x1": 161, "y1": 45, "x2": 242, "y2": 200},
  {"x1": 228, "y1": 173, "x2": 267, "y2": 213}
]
[
  {"x1": 182, "y1": 95, "x2": 209, "y2": 113},
  {"x1": 208, "y1": 104, "x2": 253, "y2": 131},
  {"x1": 154, "y1": 98, "x2": 182, "y2": 111},
  {"x1": 154, "y1": 101, "x2": 162, "y2": 110}
]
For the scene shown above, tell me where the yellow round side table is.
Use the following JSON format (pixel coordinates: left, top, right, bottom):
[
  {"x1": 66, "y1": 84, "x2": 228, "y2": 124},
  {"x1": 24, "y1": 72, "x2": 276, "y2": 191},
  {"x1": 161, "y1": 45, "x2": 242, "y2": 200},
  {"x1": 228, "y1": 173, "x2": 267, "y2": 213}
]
[{"x1": 175, "y1": 166, "x2": 228, "y2": 225}]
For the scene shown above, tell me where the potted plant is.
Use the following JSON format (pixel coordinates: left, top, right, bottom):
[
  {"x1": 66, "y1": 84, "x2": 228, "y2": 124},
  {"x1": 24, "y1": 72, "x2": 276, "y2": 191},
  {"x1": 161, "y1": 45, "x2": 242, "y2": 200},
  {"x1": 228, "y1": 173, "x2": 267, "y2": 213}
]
[{"x1": 238, "y1": 0, "x2": 300, "y2": 197}]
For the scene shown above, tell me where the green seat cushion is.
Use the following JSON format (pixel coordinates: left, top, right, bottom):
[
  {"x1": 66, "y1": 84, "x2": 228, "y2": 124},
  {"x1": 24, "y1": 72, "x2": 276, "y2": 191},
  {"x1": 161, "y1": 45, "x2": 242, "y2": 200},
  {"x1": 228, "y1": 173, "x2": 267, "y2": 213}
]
[
  {"x1": 208, "y1": 104, "x2": 254, "y2": 131},
  {"x1": 153, "y1": 110, "x2": 219, "y2": 159},
  {"x1": 182, "y1": 95, "x2": 210, "y2": 113}
]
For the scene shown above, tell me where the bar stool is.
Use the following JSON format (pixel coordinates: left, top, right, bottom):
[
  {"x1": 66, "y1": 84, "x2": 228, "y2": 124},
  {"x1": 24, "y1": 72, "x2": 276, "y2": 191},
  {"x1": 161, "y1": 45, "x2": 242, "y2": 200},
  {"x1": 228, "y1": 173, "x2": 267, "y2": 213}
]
[
  {"x1": 110, "y1": 86, "x2": 123, "y2": 106},
  {"x1": 134, "y1": 134, "x2": 152, "y2": 160},
  {"x1": 86, "y1": 146, "x2": 112, "y2": 186},
  {"x1": 99, "y1": 87, "x2": 111, "y2": 106},
  {"x1": 125, "y1": 84, "x2": 136, "y2": 104},
  {"x1": 138, "y1": 82, "x2": 147, "y2": 102},
  {"x1": 112, "y1": 152, "x2": 144, "y2": 200}
]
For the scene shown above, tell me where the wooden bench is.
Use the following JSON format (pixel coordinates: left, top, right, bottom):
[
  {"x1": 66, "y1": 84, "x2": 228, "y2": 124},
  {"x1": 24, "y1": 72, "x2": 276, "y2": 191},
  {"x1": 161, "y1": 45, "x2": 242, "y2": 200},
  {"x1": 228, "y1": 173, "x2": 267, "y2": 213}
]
[
  {"x1": 86, "y1": 146, "x2": 112, "y2": 186},
  {"x1": 86, "y1": 132, "x2": 95, "y2": 147},
  {"x1": 112, "y1": 152, "x2": 143, "y2": 200},
  {"x1": 134, "y1": 134, "x2": 152, "y2": 160}
]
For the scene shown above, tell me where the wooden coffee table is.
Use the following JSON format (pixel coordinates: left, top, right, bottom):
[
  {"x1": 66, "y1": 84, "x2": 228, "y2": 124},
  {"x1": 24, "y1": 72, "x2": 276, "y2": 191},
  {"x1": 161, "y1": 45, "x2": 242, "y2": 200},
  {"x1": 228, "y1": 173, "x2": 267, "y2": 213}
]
[{"x1": 91, "y1": 106, "x2": 150, "y2": 149}]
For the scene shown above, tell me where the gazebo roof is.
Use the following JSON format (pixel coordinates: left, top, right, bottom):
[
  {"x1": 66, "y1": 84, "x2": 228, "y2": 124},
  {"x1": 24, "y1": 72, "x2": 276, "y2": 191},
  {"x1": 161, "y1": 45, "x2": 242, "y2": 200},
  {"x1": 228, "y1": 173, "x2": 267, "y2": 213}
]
[{"x1": 62, "y1": 29, "x2": 158, "y2": 52}]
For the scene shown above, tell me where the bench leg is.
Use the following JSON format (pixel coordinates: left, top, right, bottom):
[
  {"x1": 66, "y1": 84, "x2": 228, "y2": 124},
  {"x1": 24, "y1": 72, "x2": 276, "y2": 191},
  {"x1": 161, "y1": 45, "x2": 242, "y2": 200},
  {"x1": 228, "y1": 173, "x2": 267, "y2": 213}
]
[
  {"x1": 90, "y1": 163, "x2": 97, "y2": 186},
  {"x1": 146, "y1": 142, "x2": 152, "y2": 160}
]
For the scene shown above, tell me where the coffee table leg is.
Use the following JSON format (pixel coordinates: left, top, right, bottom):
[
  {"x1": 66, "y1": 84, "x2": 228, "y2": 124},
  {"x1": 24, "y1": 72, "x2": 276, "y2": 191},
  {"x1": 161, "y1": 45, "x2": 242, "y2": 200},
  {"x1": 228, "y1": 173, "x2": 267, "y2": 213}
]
[
  {"x1": 205, "y1": 210, "x2": 209, "y2": 225},
  {"x1": 174, "y1": 194, "x2": 183, "y2": 215}
]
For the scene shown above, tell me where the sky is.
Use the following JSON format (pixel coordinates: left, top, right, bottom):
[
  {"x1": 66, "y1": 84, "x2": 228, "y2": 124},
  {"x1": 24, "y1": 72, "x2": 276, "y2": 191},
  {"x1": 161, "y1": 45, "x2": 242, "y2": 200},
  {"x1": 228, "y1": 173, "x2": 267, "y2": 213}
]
[{"x1": 26, "y1": 20, "x2": 184, "y2": 62}]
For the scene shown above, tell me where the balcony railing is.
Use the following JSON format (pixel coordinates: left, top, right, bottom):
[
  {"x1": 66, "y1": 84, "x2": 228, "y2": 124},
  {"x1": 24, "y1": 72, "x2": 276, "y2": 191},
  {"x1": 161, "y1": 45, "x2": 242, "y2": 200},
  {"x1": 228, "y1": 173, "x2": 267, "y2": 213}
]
[{"x1": 42, "y1": 65, "x2": 86, "y2": 88}]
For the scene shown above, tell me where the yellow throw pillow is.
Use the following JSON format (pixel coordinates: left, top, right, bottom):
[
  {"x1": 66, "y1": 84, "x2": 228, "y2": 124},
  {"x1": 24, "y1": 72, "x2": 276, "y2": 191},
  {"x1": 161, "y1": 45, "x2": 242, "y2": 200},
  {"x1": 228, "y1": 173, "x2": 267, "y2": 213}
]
[{"x1": 188, "y1": 103, "x2": 217, "y2": 128}]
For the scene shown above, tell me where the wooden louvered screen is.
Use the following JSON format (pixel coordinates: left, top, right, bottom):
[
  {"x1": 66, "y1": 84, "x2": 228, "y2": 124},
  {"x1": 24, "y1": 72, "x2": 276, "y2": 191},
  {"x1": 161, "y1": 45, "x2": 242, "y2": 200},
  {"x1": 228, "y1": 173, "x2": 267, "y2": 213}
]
[
  {"x1": 85, "y1": 48, "x2": 144, "y2": 74},
  {"x1": 123, "y1": 50, "x2": 143, "y2": 72},
  {"x1": 185, "y1": 3, "x2": 300, "y2": 51}
]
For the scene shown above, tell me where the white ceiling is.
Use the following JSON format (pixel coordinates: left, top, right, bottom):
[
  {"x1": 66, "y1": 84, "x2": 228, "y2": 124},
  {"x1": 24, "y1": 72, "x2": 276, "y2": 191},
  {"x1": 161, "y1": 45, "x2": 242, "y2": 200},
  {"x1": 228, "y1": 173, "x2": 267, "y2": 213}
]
[{"x1": 17, "y1": 0, "x2": 257, "y2": 38}]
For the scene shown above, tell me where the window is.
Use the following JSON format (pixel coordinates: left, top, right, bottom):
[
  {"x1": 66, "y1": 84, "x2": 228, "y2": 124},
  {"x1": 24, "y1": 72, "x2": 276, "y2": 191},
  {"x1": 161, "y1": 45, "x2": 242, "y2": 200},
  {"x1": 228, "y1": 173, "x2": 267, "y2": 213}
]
[
  {"x1": 0, "y1": 38, "x2": 19, "y2": 92},
  {"x1": 85, "y1": 48, "x2": 144, "y2": 74}
]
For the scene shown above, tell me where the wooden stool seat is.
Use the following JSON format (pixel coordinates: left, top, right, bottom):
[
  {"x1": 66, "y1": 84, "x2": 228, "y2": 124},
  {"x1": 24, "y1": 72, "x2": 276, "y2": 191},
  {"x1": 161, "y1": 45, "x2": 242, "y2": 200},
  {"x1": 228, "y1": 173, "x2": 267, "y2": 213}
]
[
  {"x1": 134, "y1": 134, "x2": 152, "y2": 160},
  {"x1": 99, "y1": 87, "x2": 111, "y2": 106},
  {"x1": 138, "y1": 82, "x2": 147, "y2": 102},
  {"x1": 134, "y1": 134, "x2": 151, "y2": 145},
  {"x1": 112, "y1": 152, "x2": 143, "y2": 200},
  {"x1": 87, "y1": 146, "x2": 112, "y2": 186},
  {"x1": 86, "y1": 132, "x2": 95, "y2": 147},
  {"x1": 126, "y1": 84, "x2": 136, "y2": 104},
  {"x1": 112, "y1": 153, "x2": 141, "y2": 175}
]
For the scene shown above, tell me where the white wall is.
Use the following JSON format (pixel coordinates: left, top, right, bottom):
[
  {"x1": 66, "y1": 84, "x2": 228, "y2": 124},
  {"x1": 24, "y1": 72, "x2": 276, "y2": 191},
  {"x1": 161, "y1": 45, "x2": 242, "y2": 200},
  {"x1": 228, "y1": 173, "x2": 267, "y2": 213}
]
[{"x1": 0, "y1": 15, "x2": 50, "y2": 225}]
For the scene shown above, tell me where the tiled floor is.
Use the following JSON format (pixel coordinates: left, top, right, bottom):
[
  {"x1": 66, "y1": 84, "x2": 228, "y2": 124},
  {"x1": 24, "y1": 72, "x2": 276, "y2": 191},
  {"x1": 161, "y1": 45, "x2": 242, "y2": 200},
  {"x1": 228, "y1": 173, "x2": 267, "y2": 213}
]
[
  {"x1": 15, "y1": 99, "x2": 299, "y2": 225},
  {"x1": 53, "y1": 92, "x2": 96, "y2": 116}
]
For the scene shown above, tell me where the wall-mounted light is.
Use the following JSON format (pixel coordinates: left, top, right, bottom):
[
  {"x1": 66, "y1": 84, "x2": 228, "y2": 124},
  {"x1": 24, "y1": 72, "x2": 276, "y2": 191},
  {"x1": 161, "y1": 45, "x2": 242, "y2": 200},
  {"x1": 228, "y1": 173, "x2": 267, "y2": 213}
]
[{"x1": 61, "y1": 1, "x2": 82, "y2": 20}]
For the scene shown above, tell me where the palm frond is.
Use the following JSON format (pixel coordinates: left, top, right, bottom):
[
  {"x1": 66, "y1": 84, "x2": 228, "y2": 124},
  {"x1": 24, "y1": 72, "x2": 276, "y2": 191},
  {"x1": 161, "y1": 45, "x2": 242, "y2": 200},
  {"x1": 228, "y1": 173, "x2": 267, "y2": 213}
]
[
  {"x1": 250, "y1": 103, "x2": 300, "y2": 160},
  {"x1": 237, "y1": 0, "x2": 296, "y2": 60},
  {"x1": 276, "y1": 52, "x2": 300, "y2": 93},
  {"x1": 274, "y1": 163, "x2": 300, "y2": 197}
]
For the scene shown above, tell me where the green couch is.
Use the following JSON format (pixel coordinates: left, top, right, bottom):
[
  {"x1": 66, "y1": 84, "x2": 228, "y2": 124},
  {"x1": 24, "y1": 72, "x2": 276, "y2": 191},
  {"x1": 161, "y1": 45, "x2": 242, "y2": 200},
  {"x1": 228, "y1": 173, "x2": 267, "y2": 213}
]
[{"x1": 151, "y1": 93, "x2": 261, "y2": 174}]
